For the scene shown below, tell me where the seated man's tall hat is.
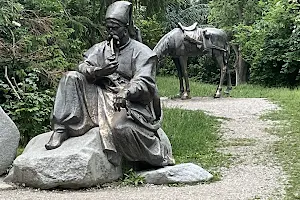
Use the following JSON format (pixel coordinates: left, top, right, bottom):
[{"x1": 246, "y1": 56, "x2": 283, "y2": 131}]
[
  {"x1": 105, "y1": 1, "x2": 133, "y2": 26},
  {"x1": 105, "y1": 1, "x2": 142, "y2": 42}
]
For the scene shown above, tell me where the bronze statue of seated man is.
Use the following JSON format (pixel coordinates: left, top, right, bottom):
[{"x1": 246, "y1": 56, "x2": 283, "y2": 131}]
[{"x1": 45, "y1": 1, "x2": 174, "y2": 167}]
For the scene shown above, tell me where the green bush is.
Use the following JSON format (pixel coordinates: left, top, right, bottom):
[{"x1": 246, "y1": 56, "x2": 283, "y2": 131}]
[
  {"x1": 234, "y1": 1, "x2": 300, "y2": 87},
  {"x1": 135, "y1": 15, "x2": 164, "y2": 49},
  {"x1": 0, "y1": 0, "x2": 86, "y2": 145},
  {"x1": 0, "y1": 70, "x2": 54, "y2": 146}
]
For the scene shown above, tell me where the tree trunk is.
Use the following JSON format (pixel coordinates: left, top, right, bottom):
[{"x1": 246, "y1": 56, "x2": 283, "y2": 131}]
[
  {"x1": 232, "y1": 44, "x2": 248, "y2": 85},
  {"x1": 233, "y1": 3, "x2": 248, "y2": 85}
]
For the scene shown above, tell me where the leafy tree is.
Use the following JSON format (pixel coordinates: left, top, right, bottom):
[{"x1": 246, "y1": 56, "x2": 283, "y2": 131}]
[
  {"x1": 135, "y1": 14, "x2": 163, "y2": 49},
  {"x1": 163, "y1": 0, "x2": 209, "y2": 31},
  {"x1": 208, "y1": 0, "x2": 263, "y2": 85},
  {"x1": 234, "y1": 0, "x2": 300, "y2": 86}
]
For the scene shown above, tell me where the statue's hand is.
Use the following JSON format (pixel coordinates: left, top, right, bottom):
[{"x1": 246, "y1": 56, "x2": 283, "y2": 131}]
[
  {"x1": 94, "y1": 57, "x2": 118, "y2": 77},
  {"x1": 113, "y1": 90, "x2": 128, "y2": 112}
]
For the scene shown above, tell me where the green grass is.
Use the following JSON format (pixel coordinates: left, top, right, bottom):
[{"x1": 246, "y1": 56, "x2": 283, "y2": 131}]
[
  {"x1": 157, "y1": 76, "x2": 300, "y2": 199},
  {"x1": 157, "y1": 75, "x2": 293, "y2": 99},
  {"x1": 162, "y1": 108, "x2": 230, "y2": 172},
  {"x1": 157, "y1": 76, "x2": 216, "y2": 97}
]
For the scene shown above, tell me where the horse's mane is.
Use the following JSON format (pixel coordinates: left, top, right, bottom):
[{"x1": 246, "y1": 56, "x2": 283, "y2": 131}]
[{"x1": 153, "y1": 30, "x2": 175, "y2": 59}]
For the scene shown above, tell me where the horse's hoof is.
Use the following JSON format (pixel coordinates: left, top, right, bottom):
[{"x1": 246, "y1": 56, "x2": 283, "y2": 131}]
[
  {"x1": 181, "y1": 93, "x2": 191, "y2": 100},
  {"x1": 214, "y1": 94, "x2": 221, "y2": 98},
  {"x1": 181, "y1": 96, "x2": 187, "y2": 100},
  {"x1": 224, "y1": 87, "x2": 232, "y2": 95}
]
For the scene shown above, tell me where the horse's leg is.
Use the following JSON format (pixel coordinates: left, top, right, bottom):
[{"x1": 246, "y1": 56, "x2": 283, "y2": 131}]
[
  {"x1": 224, "y1": 64, "x2": 232, "y2": 95},
  {"x1": 179, "y1": 56, "x2": 191, "y2": 100},
  {"x1": 224, "y1": 46, "x2": 232, "y2": 95},
  {"x1": 172, "y1": 57, "x2": 184, "y2": 98},
  {"x1": 214, "y1": 52, "x2": 226, "y2": 98}
]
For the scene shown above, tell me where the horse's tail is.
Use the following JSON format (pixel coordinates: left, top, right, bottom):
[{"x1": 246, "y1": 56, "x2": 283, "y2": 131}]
[{"x1": 224, "y1": 41, "x2": 230, "y2": 66}]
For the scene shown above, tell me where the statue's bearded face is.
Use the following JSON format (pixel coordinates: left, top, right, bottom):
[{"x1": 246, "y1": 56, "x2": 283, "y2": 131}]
[{"x1": 106, "y1": 19, "x2": 126, "y2": 44}]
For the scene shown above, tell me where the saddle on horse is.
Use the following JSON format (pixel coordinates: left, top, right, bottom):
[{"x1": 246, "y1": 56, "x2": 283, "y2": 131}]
[
  {"x1": 178, "y1": 22, "x2": 226, "y2": 53},
  {"x1": 178, "y1": 22, "x2": 211, "y2": 52}
]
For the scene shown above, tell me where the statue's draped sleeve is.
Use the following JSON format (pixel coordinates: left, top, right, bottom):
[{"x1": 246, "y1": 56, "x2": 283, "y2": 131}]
[
  {"x1": 78, "y1": 43, "x2": 104, "y2": 79},
  {"x1": 125, "y1": 48, "x2": 158, "y2": 106}
]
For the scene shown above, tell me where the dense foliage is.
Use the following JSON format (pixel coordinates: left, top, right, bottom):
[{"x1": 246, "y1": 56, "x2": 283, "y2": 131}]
[
  {"x1": 0, "y1": 0, "x2": 83, "y2": 145},
  {"x1": 234, "y1": 1, "x2": 300, "y2": 86}
]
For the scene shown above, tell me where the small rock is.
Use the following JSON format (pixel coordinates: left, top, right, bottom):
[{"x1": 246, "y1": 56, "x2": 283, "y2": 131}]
[
  {"x1": 0, "y1": 176, "x2": 16, "y2": 191},
  {"x1": 138, "y1": 163, "x2": 213, "y2": 184}
]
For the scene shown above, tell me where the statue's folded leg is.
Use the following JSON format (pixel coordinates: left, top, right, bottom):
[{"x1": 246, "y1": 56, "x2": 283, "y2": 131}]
[
  {"x1": 45, "y1": 71, "x2": 98, "y2": 150},
  {"x1": 111, "y1": 110, "x2": 168, "y2": 167}
]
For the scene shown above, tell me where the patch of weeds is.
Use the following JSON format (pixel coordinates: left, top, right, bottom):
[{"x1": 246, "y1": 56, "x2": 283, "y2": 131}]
[
  {"x1": 98, "y1": 180, "x2": 123, "y2": 189},
  {"x1": 167, "y1": 183, "x2": 185, "y2": 187},
  {"x1": 17, "y1": 147, "x2": 24, "y2": 156},
  {"x1": 122, "y1": 168, "x2": 145, "y2": 186},
  {"x1": 209, "y1": 171, "x2": 222, "y2": 182}
]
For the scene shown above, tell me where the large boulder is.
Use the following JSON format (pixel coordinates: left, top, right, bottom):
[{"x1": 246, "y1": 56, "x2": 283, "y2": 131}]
[
  {"x1": 0, "y1": 106, "x2": 20, "y2": 175},
  {"x1": 4, "y1": 127, "x2": 122, "y2": 189},
  {"x1": 138, "y1": 163, "x2": 213, "y2": 184}
]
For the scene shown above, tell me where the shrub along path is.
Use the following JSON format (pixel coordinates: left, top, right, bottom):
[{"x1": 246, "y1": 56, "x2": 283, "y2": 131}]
[{"x1": 0, "y1": 97, "x2": 286, "y2": 200}]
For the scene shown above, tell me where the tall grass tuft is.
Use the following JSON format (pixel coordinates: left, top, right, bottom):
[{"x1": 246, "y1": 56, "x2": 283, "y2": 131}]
[{"x1": 162, "y1": 108, "x2": 228, "y2": 170}]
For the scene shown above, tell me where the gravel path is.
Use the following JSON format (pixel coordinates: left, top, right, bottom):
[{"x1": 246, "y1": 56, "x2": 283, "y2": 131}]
[{"x1": 0, "y1": 97, "x2": 287, "y2": 200}]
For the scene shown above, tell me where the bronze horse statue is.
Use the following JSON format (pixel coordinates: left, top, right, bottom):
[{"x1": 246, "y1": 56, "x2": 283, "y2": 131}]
[{"x1": 153, "y1": 22, "x2": 232, "y2": 99}]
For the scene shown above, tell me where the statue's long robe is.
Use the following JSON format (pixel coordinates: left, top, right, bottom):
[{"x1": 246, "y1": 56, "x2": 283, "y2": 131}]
[{"x1": 51, "y1": 39, "x2": 174, "y2": 166}]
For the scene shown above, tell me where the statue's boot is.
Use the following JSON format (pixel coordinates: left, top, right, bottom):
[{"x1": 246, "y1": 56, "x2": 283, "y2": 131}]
[{"x1": 45, "y1": 129, "x2": 68, "y2": 150}]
